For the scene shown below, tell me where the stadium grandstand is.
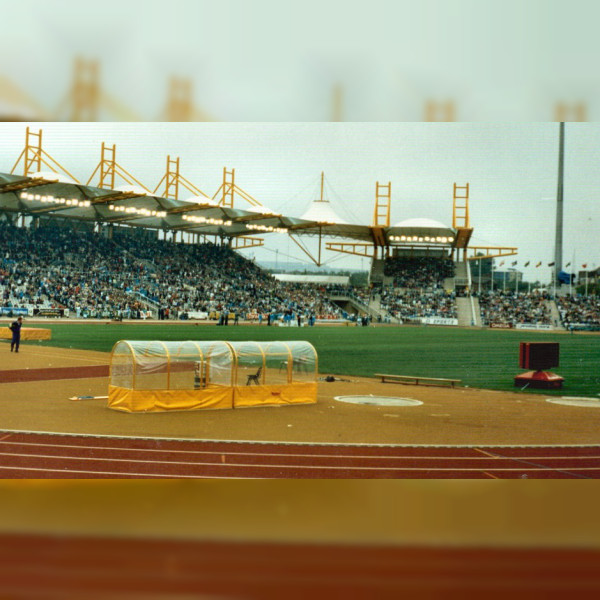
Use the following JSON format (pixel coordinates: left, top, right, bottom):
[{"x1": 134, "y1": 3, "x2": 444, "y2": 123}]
[{"x1": 1, "y1": 127, "x2": 599, "y2": 331}]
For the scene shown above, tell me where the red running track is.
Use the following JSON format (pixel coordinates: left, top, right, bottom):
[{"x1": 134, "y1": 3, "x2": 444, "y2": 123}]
[
  {"x1": 1, "y1": 534, "x2": 600, "y2": 599},
  {"x1": 0, "y1": 431, "x2": 599, "y2": 478},
  {"x1": 1, "y1": 365, "x2": 109, "y2": 383}
]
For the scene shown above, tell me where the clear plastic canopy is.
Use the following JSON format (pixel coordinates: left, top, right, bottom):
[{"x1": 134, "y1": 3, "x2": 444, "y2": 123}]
[{"x1": 110, "y1": 339, "x2": 318, "y2": 391}]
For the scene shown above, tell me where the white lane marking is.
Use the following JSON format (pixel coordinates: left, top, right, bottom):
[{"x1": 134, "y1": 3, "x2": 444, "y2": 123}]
[
  {"x1": 0, "y1": 439, "x2": 599, "y2": 462},
  {"x1": 1, "y1": 450, "x2": 599, "y2": 473},
  {"x1": 1, "y1": 428, "x2": 599, "y2": 449},
  {"x1": 0, "y1": 465, "x2": 228, "y2": 478}
]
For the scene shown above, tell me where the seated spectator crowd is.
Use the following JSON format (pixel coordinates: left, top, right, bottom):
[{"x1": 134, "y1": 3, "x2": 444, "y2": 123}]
[
  {"x1": 0, "y1": 222, "x2": 343, "y2": 322},
  {"x1": 384, "y1": 256, "x2": 455, "y2": 289},
  {"x1": 380, "y1": 288, "x2": 457, "y2": 321},
  {"x1": 556, "y1": 295, "x2": 600, "y2": 327},
  {"x1": 7, "y1": 222, "x2": 591, "y2": 329},
  {"x1": 377, "y1": 256, "x2": 458, "y2": 321},
  {"x1": 478, "y1": 290, "x2": 553, "y2": 327}
]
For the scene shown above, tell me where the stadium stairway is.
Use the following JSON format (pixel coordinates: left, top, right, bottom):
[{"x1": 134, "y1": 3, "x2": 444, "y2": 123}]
[
  {"x1": 547, "y1": 300, "x2": 565, "y2": 330},
  {"x1": 365, "y1": 292, "x2": 398, "y2": 323},
  {"x1": 456, "y1": 296, "x2": 482, "y2": 327},
  {"x1": 452, "y1": 261, "x2": 469, "y2": 291},
  {"x1": 369, "y1": 258, "x2": 393, "y2": 286}
]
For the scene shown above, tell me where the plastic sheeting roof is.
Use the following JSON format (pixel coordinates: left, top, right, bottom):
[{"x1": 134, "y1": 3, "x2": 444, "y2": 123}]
[
  {"x1": 0, "y1": 171, "x2": 373, "y2": 241},
  {"x1": 388, "y1": 217, "x2": 455, "y2": 243},
  {"x1": 0, "y1": 172, "x2": 457, "y2": 247},
  {"x1": 300, "y1": 200, "x2": 347, "y2": 224},
  {"x1": 393, "y1": 217, "x2": 450, "y2": 229}
]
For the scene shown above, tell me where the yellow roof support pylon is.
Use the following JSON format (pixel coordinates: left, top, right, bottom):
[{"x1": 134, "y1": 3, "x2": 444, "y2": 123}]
[
  {"x1": 452, "y1": 182, "x2": 469, "y2": 229},
  {"x1": 153, "y1": 155, "x2": 211, "y2": 201},
  {"x1": 10, "y1": 127, "x2": 80, "y2": 183},
  {"x1": 373, "y1": 181, "x2": 391, "y2": 228},
  {"x1": 86, "y1": 142, "x2": 150, "y2": 193},
  {"x1": 466, "y1": 246, "x2": 518, "y2": 261}
]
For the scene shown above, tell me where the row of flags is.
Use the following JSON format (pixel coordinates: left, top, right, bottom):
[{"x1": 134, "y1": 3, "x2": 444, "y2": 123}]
[{"x1": 494, "y1": 260, "x2": 589, "y2": 269}]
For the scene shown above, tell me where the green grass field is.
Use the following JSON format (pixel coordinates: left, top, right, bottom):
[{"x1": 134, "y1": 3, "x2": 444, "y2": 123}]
[{"x1": 28, "y1": 322, "x2": 600, "y2": 398}]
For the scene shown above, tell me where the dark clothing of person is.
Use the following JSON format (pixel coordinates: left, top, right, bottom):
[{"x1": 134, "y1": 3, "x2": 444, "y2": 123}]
[{"x1": 10, "y1": 319, "x2": 22, "y2": 352}]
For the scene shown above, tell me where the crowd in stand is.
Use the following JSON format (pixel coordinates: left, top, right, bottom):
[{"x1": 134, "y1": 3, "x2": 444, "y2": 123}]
[
  {"x1": 0, "y1": 226, "x2": 461, "y2": 324},
  {"x1": 0, "y1": 222, "x2": 343, "y2": 321},
  {"x1": 378, "y1": 257, "x2": 457, "y2": 321},
  {"x1": 556, "y1": 295, "x2": 600, "y2": 328},
  {"x1": 0, "y1": 223, "x2": 145, "y2": 318},
  {"x1": 4, "y1": 222, "x2": 598, "y2": 329},
  {"x1": 380, "y1": 288, "x2": 457, "y2": 321},
  {"x1": 477, "y1": 290, "x2": 553, "y2": 327},
  {"x1": 384, "y1": 256, "x2": 455, "y2": 289}
]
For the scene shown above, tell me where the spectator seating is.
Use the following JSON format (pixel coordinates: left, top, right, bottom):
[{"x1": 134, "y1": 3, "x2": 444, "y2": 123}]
[{"x1": 0, "y1": 222, "x2": 342, "y2": 321}]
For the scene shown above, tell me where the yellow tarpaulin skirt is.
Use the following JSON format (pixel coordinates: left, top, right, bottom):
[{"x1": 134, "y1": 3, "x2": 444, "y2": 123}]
[
  {"x1": 108, "y1": 384, "x2": 234, "y2": 413},
  {"x1": 234, "y1": 382, "x2": 317, "y2": 408},
  {"x1": 107, "y1": 382, "x2": 317, "y2": 412},
  {"x1": 0, "y1": 327, "x2": 52, "y2": 340}
]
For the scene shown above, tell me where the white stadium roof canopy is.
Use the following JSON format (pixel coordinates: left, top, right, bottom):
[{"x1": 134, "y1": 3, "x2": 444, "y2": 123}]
[{"x1": 0, "y1": 171, "x2": 457, "y2": 247}]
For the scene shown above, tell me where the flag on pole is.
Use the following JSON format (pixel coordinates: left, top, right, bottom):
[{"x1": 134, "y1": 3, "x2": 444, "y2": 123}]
[
  {"x1": 548, "y1": 262, "x2": 555, "y2": 266},
  {"x1": 535, "y1": 261, "x2": 542, "y2": 267},
  {"x1": 524, "y1": 261, "x2": 530, "y2": 267}
]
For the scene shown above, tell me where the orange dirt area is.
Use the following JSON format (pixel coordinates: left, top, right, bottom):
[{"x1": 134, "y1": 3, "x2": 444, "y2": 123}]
[{"x1": 0, "y1": 345, "x2": 599, "y2": 446}]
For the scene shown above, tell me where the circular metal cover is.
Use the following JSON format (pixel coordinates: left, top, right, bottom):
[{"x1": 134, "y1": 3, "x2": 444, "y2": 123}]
[
  {"x1": 334, "y1": 395, "x2": 423, "y2": 407},
  {"x1": 546, "y1": 397, "x2": 600, "y2": 408}
]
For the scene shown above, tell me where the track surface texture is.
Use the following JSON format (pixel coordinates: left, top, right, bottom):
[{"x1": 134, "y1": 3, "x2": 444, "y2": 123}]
[
  {"x1": 1, "y1": 533, "x2": 599, "y2": 599},
  {"x1": 0, "y1": 431, "x2": 599, "y2": 478}
]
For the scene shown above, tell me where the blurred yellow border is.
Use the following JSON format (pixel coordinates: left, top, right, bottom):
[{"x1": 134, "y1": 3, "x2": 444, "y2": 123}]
[{"x1": 0, "y1": 481, "x2": 598, "y2": 547}]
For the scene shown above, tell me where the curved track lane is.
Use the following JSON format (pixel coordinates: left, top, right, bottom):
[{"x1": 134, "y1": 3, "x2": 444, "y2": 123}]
[{"x1": 0, "y1": 432, "x2": 599, "y2": 478}]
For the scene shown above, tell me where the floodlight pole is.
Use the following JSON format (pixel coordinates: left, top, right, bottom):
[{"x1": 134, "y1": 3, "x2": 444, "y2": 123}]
[{"x1": 554, "y1": 122, "x2": 565, "y2": 280}]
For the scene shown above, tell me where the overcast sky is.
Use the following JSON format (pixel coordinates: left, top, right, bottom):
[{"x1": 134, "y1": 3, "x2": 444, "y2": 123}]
[
  {"x1": 1, "y1": 1, "x2": 599, "y2": 121},
  {"x1": 1, "y1": 121, "x2": 598, "y2": 282}
]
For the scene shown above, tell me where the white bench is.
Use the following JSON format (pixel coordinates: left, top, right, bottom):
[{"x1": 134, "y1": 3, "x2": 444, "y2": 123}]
[{"x1": 374, "y1": 373, "x2": 461, "y2": 388}]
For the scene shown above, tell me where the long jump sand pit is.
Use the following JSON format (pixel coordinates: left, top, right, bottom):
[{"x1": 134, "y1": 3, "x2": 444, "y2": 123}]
[{"x1": 1, "y1": 342, "x2": 599, "y2": 446}]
